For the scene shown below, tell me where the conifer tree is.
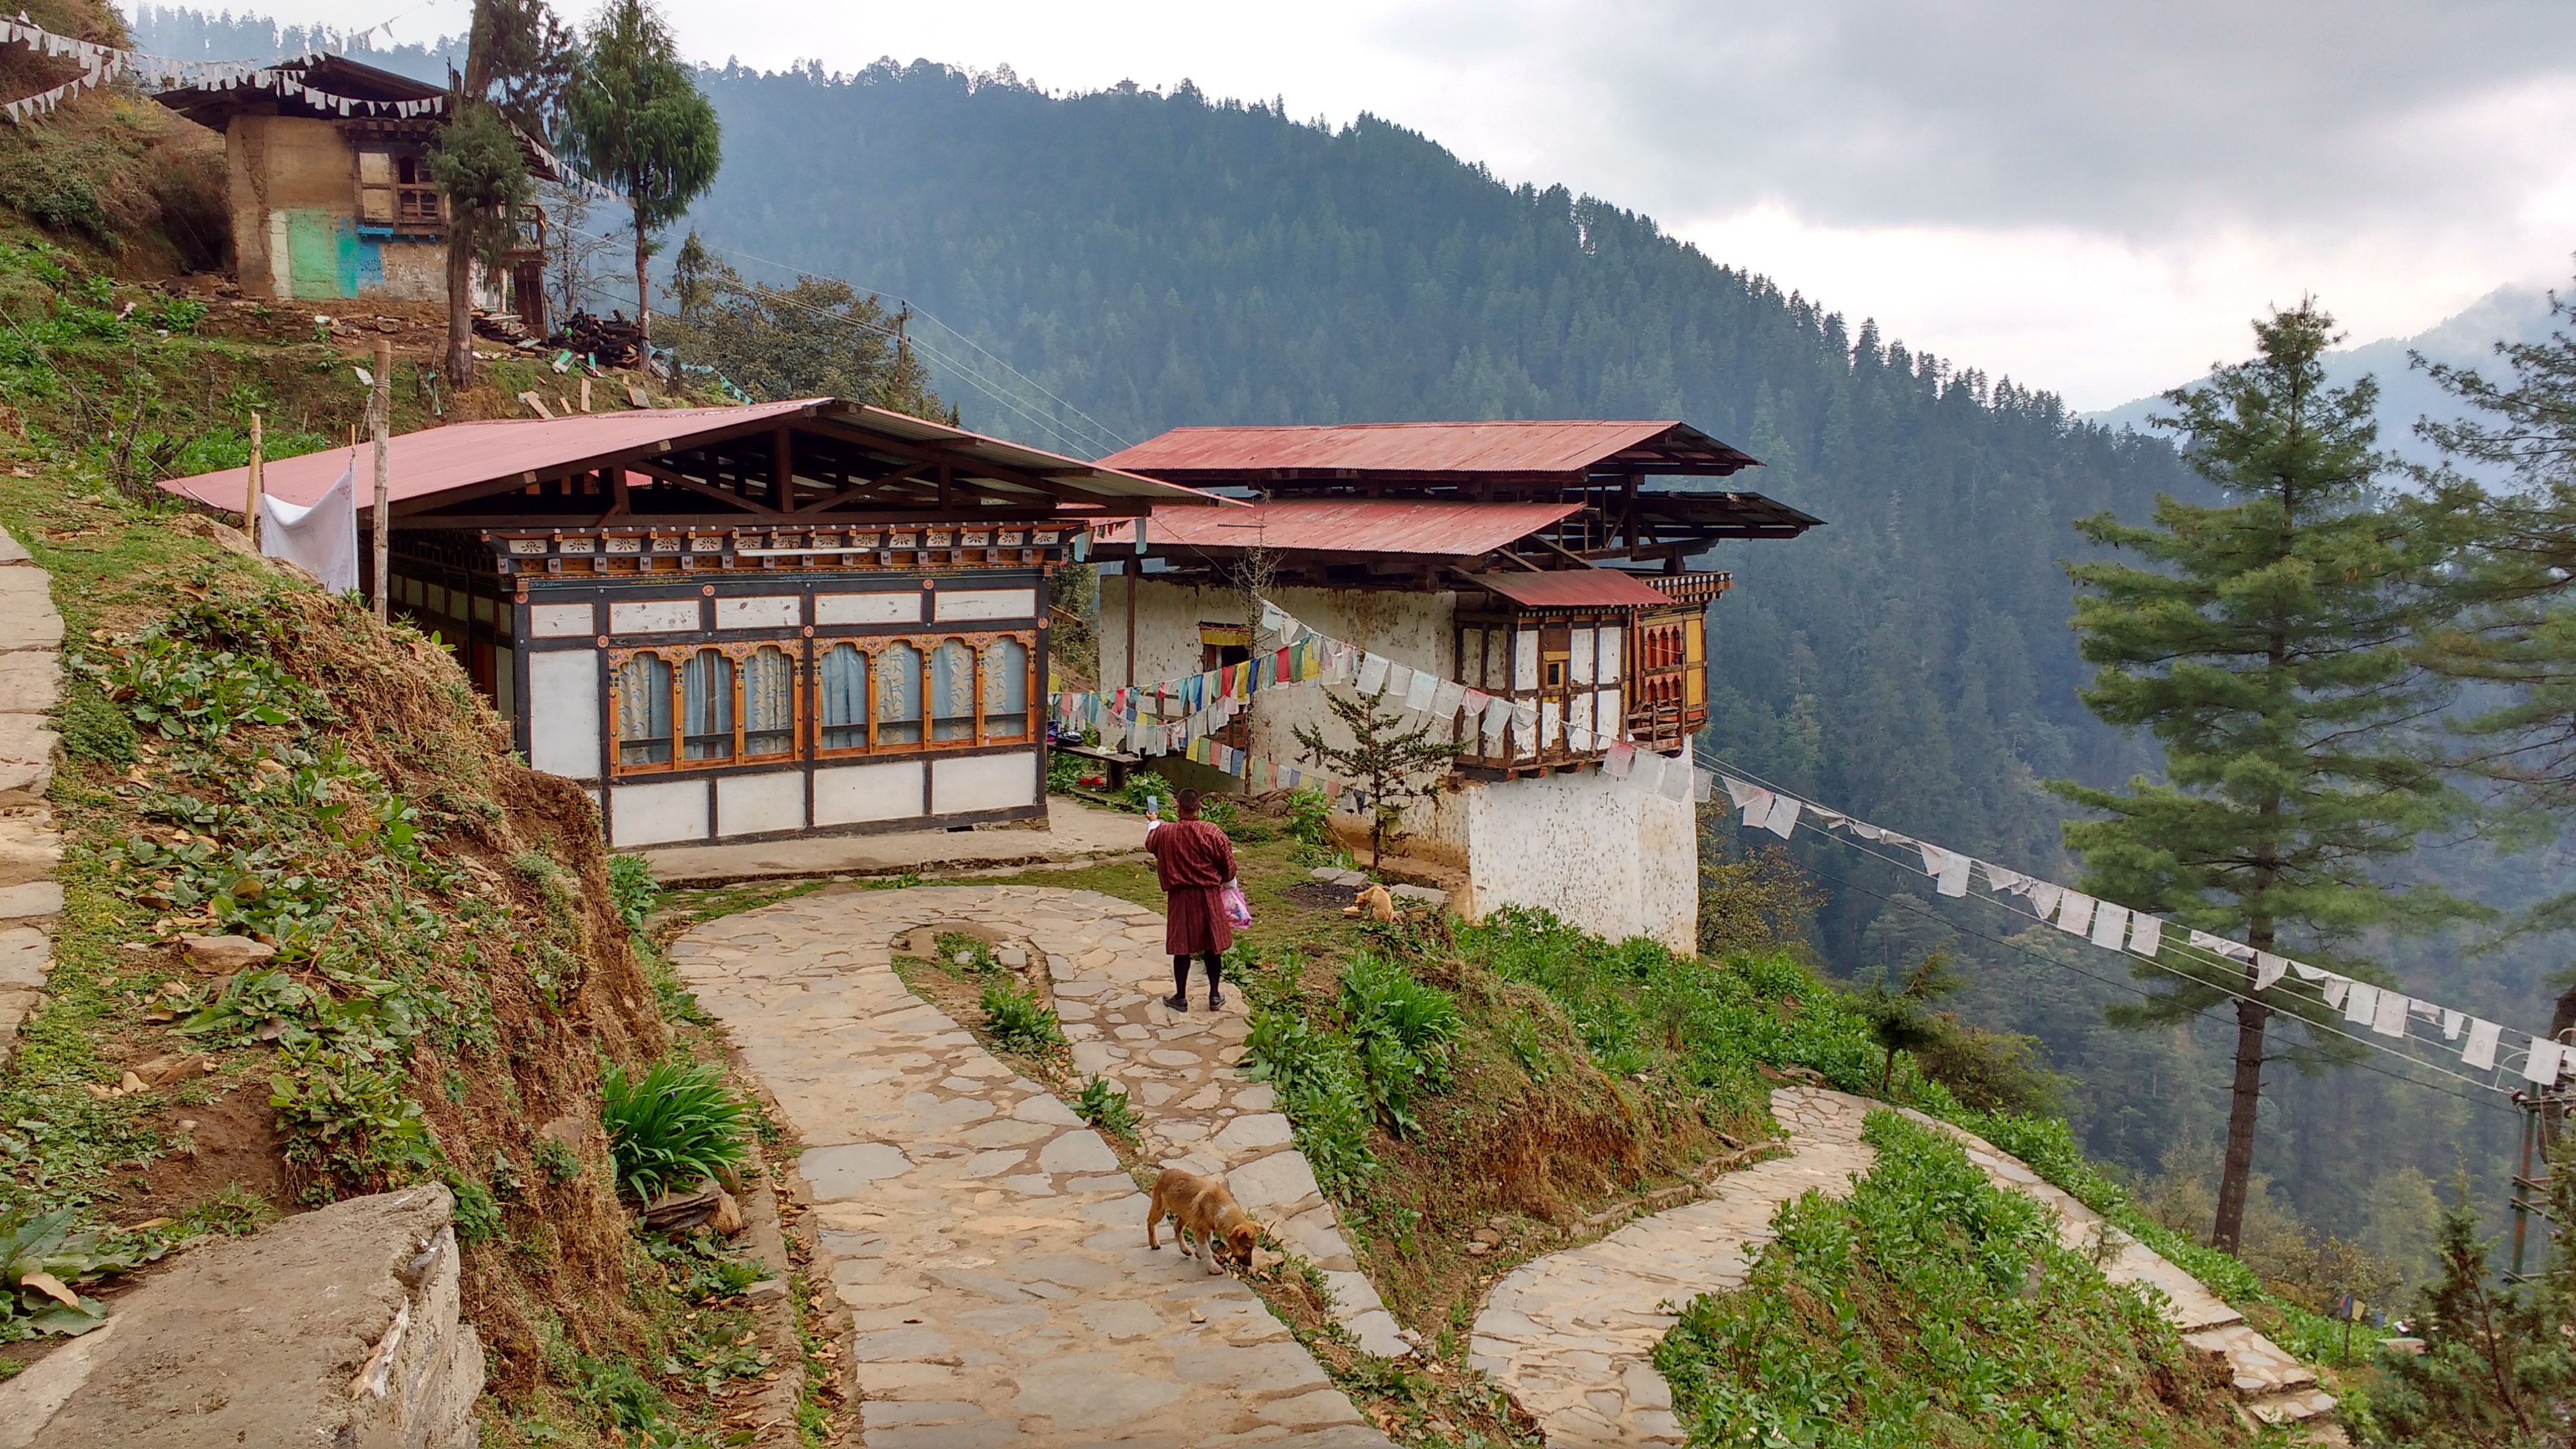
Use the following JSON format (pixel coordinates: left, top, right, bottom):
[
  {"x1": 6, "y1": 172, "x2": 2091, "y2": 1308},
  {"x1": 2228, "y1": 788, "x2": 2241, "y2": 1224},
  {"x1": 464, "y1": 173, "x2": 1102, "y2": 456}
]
[
  {"x1": 560, "y1": 0, "x2": 721, "y2": 339},
  {"x1": 2050, "y1": 300, "x2": 2466, "y2": 1253},
  {"x1": 1292, "y1": 687, "x2": 1460, "y2": 869},
  {"x1": 437, "y1": 0, "x2": 575, "y2": 386}
]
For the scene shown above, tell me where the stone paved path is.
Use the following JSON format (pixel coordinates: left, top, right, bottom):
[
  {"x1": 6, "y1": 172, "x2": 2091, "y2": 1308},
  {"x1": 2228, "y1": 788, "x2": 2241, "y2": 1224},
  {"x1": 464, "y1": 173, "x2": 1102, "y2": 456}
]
[
  {"x1": 1471, "y1": 1086, "x2": 2334, "y2": 1447},
  {"x1": 671, "y1": 886, "x2": 1396, "y2": 1448},
  {"x1": 0, "y1": 525, "x2": 63, "y2": 1071}
]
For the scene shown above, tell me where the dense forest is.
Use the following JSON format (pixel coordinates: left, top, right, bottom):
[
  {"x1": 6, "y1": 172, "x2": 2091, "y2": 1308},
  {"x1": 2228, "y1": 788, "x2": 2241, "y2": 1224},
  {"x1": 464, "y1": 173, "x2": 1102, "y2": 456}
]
[{"x1": 128, "y1": 11, "x2": 2549, "y2": 1269}]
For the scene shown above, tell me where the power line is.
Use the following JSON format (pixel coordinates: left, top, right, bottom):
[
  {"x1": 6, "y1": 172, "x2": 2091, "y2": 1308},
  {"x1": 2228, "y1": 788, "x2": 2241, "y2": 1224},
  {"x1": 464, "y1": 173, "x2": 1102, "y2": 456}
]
[{"x1": 1690, "y1": 742, "x2": 2527, "y2": 1103}]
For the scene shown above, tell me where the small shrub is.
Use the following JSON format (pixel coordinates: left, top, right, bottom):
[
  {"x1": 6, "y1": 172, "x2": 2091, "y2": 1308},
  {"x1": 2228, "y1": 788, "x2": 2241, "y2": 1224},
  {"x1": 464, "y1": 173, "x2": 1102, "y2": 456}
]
[
  {"x1": 1076, "y1": 1074, "x2": 1136, "y2": 1137},
  {"x1": 606, "y1": 853, "x2": 660, "y2": 934},
  {"x1": 981, "y1": 980, "x2": 1064, "y2": 1054},
  {"x1": 54, "y1": 684, "x2": 137, "y2": 765},
  {"x1": 599, "y1": 1059, "x2": 749, "y2": 1204},
  {"x1": 1245, "y1": 1007, "x2": 1377, "y2": 1192},
  {"x1": 1338, "y1": 951, "x2": 1457, "y2": 1134}
]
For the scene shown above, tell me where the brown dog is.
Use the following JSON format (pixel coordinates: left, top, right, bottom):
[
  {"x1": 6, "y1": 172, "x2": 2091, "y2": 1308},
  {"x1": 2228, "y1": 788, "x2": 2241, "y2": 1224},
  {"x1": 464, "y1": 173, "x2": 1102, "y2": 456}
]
[{"x1": 1146, "y1": 1167, "x2": 1260, "y2": 1274}]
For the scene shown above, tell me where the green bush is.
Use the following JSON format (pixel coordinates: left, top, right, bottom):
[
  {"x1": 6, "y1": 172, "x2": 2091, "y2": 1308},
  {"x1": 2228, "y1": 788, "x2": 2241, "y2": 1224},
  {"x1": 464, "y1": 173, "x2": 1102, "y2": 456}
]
[
  {"x1": 980, "y1": 980, "x2": 1064, "y2": 1055},
  {"x1": 1654, "y1": 1110, "x2": 2241, "y2": 1445},
  {"x1": 1337, "y1": 951, "x2": 1458, "y2": 1135},
  {"x1": 599, "y1": 1059, "x2": 750, "y2": 1204},
  {"x1": 1244, "y1": 1007, "x2": 1378, "y2": 1193},
  {"x1": 606, "y1": 853, "x2": 661, "y2": 934}
]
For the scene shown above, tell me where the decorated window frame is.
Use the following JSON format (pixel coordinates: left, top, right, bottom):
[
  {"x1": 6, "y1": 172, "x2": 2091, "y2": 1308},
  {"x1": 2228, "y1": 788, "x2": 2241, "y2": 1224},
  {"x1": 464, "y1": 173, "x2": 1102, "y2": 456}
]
[
  {"x1": 607, "y1": 640, "x2": 806, "y2": 777},
  {"x1": 810, "y1": 629, "x2": 1040, "y2": 759}
]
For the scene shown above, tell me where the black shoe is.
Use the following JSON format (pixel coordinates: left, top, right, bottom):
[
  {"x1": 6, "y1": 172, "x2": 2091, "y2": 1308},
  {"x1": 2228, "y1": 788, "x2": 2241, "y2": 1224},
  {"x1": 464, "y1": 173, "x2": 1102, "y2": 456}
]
[
  {"x1": 1207, "y1": 991, "x2": 1227, "y2": 1011},
  {"x1": 1164, "y1": 991, "x2": 1189, "y2": 1011}
]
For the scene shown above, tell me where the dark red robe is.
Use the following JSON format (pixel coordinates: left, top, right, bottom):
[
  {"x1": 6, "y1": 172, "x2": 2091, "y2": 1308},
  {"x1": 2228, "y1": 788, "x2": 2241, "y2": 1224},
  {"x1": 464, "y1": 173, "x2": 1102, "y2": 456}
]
[{"x1": 1146, "y1": 819, "x2": 1236, "y2": 955}]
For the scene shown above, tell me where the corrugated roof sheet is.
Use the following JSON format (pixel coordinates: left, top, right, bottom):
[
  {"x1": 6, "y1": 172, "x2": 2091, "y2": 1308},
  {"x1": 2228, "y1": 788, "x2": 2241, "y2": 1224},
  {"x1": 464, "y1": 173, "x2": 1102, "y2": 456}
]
[
  {"x1": 1091, "y1": 498, "x2": 1583, "y2": 556},
  {"x1": 1474, "y1": 570, "x2": 1679, "y2": 609},
  {"x1": 1099, "y1": 419, "x2": 1758, "y2": 481},
  {"x1": 158, "y1": 399, "x2": 1213, "y2": 511}
]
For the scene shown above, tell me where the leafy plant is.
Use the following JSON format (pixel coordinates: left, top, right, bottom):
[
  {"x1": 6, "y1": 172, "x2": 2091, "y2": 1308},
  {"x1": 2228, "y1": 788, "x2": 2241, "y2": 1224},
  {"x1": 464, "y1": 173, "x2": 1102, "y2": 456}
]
[
  {"x1": 1284, "y1": 784, "x2": 1341, "y2": 864},
  {"x1": 2, "y1": 1206, "x2": 165, "y2": 1341},
  {"x1": 1076, "y1": 1074, "x2": 1136, "y2": 1137},
  {"x1": 980, "y1": 980, "x2": 1064, "y2": 1055},
  {"x1": 606, "y1": 853, "x2": 661, "y2": 934},
  {"x1": 1244, "y1": 1007, "x2": 1378, "y2": 1192},
  {"x1": 599, "y1": 1058, "x2": 750, "y2": 1204},
  {"x1": 268, "y1": 1041, "x2": 440, "y2": 1200},
  {"x1": 1336, "y1": 951, "x2": 1457, "y2": 1134}
]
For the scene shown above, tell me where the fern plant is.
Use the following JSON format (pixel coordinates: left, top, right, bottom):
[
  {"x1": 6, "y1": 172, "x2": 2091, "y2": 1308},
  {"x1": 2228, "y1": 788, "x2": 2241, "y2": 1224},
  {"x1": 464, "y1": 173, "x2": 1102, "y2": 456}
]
[{"x1": 599, "y1": 1058, "x2": 749, "y2": 1204}]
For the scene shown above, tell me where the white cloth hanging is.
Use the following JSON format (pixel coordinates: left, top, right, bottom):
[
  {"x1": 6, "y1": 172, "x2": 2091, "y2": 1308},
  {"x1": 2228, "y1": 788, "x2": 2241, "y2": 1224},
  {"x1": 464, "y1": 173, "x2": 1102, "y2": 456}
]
[
  {"x1": 260, "y1": 458, "x2": 359, "y2": 592},
  {"x1": 2126, "y1": 913, "x2": 2162, "y2": 957},
  {"x1": 1917, "y1": 843, "x2": 1969, "y2": 897},
  {"x1": 2371, "y1": 988, "x2": 2409, "y2": 1039},
  {"x1": 2090, "y1": 903, "x2": 2131, "y2": 951},
  {"x1": 2055, "y1": 891, "x2": 2096, "y2": 937},
  {"x1": 1403, "y1": 667, "x2": 1438, "y2": 713},
  {"x1": 1430, "y1": 679, "x2": 1464, "y2": 721},
  {"x1": 1355, "y1": 653, "x2": 1390, "y2": 695},
  {"x1": 2464, "y1": 1018, "x2": 2502, "y2": 1071},
  {"x1": 2253, "y1": 952, "x2": 2289, "y2": 992},
  {"x1": 2343, "y1": 981, "x2": 2378, "y2": 1026},
  {"x1": 2525, "y1": 1037, "x2": 2563, "y2": 1086}
]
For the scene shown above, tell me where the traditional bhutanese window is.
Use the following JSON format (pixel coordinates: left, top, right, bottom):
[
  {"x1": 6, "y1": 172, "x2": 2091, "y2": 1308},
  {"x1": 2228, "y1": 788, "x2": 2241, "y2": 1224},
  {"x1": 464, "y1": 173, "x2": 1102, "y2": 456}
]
[
  {"x1": 681, "y1": 648, "x2": 734, "y2": 762},
  {"x1": 742, "y1": 645, "x2": 794, "y2": 758},
  {"x1": 929, "y1": 640, "x2": 975, "y2": 742},
  {"x1": 981, "y1": 638, "x2": 1029, "y2": 738},
  {"x1": 877, "y1": 641, "x2": 924, "y2": 744},
  {"x1": 615, "y1": 653, "x2": 674, "y2": 767},
  {"x1": 817, "y1": 643, "x2": 868, "y2": 751}
]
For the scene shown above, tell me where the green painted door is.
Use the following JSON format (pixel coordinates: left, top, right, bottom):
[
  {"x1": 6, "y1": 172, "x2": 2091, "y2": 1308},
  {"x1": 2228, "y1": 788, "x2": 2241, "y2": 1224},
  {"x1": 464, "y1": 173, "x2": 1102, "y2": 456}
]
[{"x1": 282, "y1": 210, "x2": 359, "y2": 300}]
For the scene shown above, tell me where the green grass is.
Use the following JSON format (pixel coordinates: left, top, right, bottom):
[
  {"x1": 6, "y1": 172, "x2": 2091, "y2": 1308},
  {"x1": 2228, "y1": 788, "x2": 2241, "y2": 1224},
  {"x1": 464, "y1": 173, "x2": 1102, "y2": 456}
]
[
  {"x1": 1653, "y1": 1110, "x2": 2255, "y2": 1448},
  {"x1": 599, "y1": 1058, "x2": 752, "y2": 1203}
]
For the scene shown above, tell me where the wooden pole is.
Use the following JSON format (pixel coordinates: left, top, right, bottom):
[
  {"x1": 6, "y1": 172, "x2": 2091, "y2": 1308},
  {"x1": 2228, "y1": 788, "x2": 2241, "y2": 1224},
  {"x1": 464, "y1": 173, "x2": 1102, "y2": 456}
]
[
  {"x1": 371, "y1": 339, "x2": 391, "y2": 620},
  {"x1": 243, "y1": 411, "x2": 263, "y2": 549}
]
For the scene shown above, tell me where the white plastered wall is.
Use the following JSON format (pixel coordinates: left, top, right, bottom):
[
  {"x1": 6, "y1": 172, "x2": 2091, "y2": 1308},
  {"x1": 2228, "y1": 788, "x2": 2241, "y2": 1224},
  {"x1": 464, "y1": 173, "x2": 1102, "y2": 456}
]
[{"x1": 1099, "y1": 572, "x2": 1696, "y2": 949}]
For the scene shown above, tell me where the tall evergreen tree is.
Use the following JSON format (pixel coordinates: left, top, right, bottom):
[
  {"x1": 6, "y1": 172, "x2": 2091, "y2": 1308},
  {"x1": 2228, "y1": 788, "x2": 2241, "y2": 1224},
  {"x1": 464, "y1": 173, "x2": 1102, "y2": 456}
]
[
  {"x1": 2408, "y1": 282, "x2": 2576, "y2": 1041},
  {"x1": 2050, "y1": 300, "x2": 2467, "y2": 1252},
  {"x1": 559, "y1": 0, "x2": 720, "y2": 337}
]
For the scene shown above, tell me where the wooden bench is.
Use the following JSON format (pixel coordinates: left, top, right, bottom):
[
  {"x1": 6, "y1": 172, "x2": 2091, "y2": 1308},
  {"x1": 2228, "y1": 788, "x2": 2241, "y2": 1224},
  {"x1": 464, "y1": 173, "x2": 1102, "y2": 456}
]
[{"x1": 1053, "y1": 742, "x2": 1143, "y2": 792}]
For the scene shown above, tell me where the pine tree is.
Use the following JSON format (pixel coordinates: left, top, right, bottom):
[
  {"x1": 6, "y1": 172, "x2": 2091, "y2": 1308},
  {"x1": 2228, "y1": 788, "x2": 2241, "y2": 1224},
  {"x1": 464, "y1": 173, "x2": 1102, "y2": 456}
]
[
  {"x1": 559, "y1": 0, "x2": 722, "y2": 339},
  {"x1": 2408, "y1": 279, "x2": 2576, "y2": 1042},
  {"x1": 438, "y1": 0, "x2": 575, "y2": 386},
  {"x1": 2368, "y1": 1172, "x2": 2576, "y2": 1445},
  {"x1": 1291, "y1": 687, "x2": 1460, "y2": 869},
  {"x1": 2049, "y1": 300, "x2": 2468, "y2": 1253}
]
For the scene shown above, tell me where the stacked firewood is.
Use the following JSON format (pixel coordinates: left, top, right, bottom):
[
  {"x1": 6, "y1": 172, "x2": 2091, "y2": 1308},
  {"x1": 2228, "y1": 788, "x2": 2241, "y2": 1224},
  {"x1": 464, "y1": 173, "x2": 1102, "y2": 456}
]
[{"x1": 548, "y1": 311, "x2": 646, "y2": 367}]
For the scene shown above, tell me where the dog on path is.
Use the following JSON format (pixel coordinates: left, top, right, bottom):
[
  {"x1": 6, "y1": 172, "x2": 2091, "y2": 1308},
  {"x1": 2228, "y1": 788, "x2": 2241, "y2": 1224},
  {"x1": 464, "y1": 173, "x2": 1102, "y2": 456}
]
[{"x1": 1146, "y1": 1167, "x2": 1260, "y2": 1274}]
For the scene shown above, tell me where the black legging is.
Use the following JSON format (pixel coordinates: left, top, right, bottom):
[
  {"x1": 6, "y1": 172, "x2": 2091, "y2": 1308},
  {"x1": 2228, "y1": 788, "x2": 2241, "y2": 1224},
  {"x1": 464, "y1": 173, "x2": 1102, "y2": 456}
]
[{"x1": 1172, "y1": 950, "x2": 1224, "y2": 997}]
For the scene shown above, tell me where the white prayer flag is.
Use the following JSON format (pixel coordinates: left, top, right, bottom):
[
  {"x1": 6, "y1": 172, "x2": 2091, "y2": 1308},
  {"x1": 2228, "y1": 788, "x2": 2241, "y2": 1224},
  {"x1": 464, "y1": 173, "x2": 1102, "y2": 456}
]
[
  {"x1": 1404, "y1": 667, "x2": 1438, "y2": 713},
  {"x1": 261, "y1": 458, "x2": 360, "y2": 592},
  {"x1": 1762, "y1": 791, "x2": 1800, "y2": 838},
  {"x1": 1430, "y1": 679, "x2": 1465, "y2": 721},
  {"x1": 2055, "y1": 891, "x2": 2096, "y2": 937},
  {"x1": 1917, "y1": 843, "x2": 1970, "y2": 898},
  {"x1": 2253, "y1": 952, "x2": 2289, "y2": 992},
  {"x1": 1663, "y1": 757, "x2": 1697, "y2": 803},
  {"x1": 1692, "y1": 768, "x2": 1714, "y2": 804},
  {"x1": 1384, "y1": 661, "x2": 1416, "y2": 700},
  {"x1": 2465, "y1": 1018, "x2": 2502, "y2": 1071},
  {"x1": 1356, "y1": 653, "x2": 1390, "y2": 695},
  {"x1": 1512, "y1": 701, "x2": 1539, "y2": 747},
  {"x1": 1738, "y1": 784, "x2": 1775, "y2": 829},
  {"x1": 2371, "y1": 988, "x2": 2408, "y2": 1039},
  {"x1": 2291, "y1": 961, "x2": 2330, "y2": 981},
  {"x1": 2026, "y1": 882, "x2": 2062, "y2": 920},
  {"x1": 1980, "y1": 862, "x2": 2030, "y2": 895},
  {"x1": 2442, "y1": 1009, "x2": 2465, "y2": 1041},
  {"x1": 2525, "y1": 1037, "x2": 2564, "y2": 1086},
  {"x1": 2320, "y1": 977, "x2": 2351, "y2": 1011},
  {"x1": 2343, "y1": 981, "x2": 2378, "y2": 1026},
  {"x1": 2091, "y1": 903, "x2": 2130, "y2": 951},
  {"x1": 2127, "y1": 913, "x2": 2163, "y2": 957},
  {"x1": 1723, "y1": 776, "x2": 1765, "y2": 812},
  {"x1": 1258, "y1": 600, "x2": 1288, "y2": 634}
]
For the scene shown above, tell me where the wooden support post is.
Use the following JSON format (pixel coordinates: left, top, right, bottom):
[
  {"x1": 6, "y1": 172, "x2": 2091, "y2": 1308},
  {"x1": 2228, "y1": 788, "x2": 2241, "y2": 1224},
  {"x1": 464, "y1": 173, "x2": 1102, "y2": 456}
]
[
  {"x1": 1123, "y1": 560, "x2": 1138, "y2": 689},
  {"x1": 773, "y1": 425, "x2": 793, "y2": 510},
  {"x1": 371, "y1": 339, "x2": 391, "y2": 620},
  {"x1": 243, "y1": 411, "x2": 263, "y2": 549}
]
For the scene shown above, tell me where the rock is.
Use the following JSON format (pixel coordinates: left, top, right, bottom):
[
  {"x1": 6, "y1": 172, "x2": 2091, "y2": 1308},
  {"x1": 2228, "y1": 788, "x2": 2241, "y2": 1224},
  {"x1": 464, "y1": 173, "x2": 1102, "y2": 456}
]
[
  {"x1": 741, "y1": 1278, "x2": 790, "y2": 1306},
  {"x1": 710, "y1": 1188, "x2": 746, "y2": 1237},
  {"x1": 1307, "y1": 866, "x2": 1344, "y2": 882},
  {"x1": 642, "y1": 1184, "x2": 723, "y2": 1233},
  {"x1": 1387, "y1": 884, "x2": 1448, "y2": 907},
  {"x1": 537, "y1": 1114, "x2": 588, "y2": 1151},
  {"x1": 166, "y1": 512, "x2": 256, "y2": 556},
  {"x1": 996, "y1": 944, "x2": 1028, "y2": 968},
  {"x1": 180, "y1": 933, "x2": 275, "y2": 972}
]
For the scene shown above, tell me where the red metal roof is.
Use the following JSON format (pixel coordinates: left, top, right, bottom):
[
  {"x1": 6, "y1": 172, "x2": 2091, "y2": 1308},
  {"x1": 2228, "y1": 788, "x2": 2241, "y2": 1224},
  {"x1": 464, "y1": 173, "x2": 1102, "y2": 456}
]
[
  {"x1": 159, "y1": 399, "x2": 1213, "y2": 511},
  {"x1": 1090, "y1": 498, "x2": 1583, "y2": 557},
  {"x1": 1474, "y1": 570, "x2": 1678, "y2": 609},
  {"x1": 1099, "y1": 420, "x2": 1758, "y2": 482}
]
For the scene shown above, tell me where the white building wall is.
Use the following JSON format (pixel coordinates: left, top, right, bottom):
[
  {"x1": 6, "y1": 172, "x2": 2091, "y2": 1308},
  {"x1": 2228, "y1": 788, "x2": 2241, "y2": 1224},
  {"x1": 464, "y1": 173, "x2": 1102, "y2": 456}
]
[{"x1": 1100, "y1": 570, "x2": 1697, "y2": 952}]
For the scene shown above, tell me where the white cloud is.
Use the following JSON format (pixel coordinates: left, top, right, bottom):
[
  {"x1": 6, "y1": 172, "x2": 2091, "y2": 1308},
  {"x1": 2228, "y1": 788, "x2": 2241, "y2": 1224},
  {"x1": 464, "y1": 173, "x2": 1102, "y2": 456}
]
[{"x1": 206, "y1": 0, "x2": 2576, "y2": 406}]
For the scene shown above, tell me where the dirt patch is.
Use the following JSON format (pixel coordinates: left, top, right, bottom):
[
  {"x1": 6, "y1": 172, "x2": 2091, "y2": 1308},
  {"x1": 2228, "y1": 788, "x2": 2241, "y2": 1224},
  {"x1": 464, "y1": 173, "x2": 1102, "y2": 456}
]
[
  {"x1": 1284, "y1": 881, "x2": 1359, "y2": 912},
  {"x1": 104, "y1": 1083, "x2": 288, "y2": 1222}
]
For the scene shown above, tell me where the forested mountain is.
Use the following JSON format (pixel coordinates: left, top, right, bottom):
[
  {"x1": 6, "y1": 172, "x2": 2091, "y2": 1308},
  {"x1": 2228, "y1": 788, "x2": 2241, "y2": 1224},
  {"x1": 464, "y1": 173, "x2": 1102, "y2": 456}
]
[{"x1": 121, "y1": 9, "x2": 2546, "y2": 1260}]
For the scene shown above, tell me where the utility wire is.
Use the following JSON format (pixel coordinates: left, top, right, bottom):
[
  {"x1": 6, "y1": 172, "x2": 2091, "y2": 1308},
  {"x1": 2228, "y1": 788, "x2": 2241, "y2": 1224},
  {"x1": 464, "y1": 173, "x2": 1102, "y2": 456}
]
[{"x1": 1690, "y1": 742, "x2": 2527, "y2": 1102}]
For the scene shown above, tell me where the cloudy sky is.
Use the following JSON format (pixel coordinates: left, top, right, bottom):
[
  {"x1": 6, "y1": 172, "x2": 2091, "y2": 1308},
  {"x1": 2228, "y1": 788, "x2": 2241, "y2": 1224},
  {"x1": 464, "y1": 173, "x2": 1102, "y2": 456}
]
[{"x1": 272, "y1": 0, "x2": 2576, "y2": 408}]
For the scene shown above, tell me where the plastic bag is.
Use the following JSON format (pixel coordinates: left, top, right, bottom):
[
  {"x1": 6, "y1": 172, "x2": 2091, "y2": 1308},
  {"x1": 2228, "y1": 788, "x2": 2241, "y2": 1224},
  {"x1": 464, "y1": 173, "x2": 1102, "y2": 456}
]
[{"x1": 1221, "y1": 879, "x2": 1253, "y2": 928}]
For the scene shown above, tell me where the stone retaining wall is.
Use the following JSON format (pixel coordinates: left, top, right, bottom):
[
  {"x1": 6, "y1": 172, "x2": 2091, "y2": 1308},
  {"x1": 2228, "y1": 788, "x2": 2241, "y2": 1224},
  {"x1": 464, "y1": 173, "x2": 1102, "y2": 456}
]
[{"x1": 0, "y1": 525, "x2": 60, "y2": 1069}]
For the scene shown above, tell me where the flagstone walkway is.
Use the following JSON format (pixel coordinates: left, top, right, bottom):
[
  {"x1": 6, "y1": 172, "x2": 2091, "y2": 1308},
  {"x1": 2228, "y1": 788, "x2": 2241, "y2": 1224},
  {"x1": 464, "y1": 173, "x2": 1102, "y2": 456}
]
[
  {"x1": 1469, "y1": 1086, "x2": 2338, "y2": 1446},
  {"x1": 667, "y1": 886, "x2": 1399, "y2": 1448}
]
